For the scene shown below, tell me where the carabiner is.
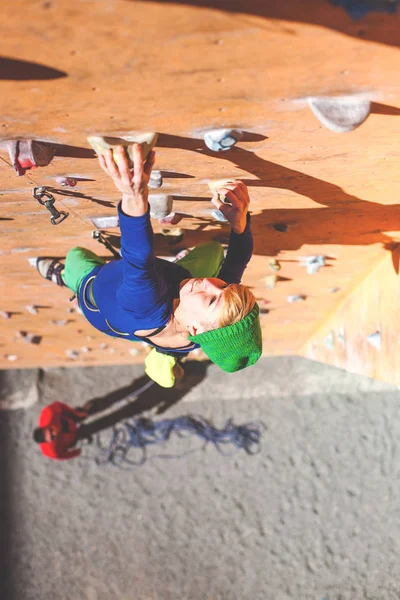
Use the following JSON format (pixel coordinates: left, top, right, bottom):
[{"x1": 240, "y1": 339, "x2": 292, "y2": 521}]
[{"x1": 33, "y1": 186, "x2": 69, "y2": 226}]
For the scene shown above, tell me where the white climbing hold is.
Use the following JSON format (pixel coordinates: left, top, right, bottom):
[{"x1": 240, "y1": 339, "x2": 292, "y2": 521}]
[
  {"x1": 80, "y1": 346, "x2": 90, "y2": 353},
  {"x1": 100, "y1": 343, "x2": 108, "y2": 350},
  {"x1": 87, "y1": 132, "x2": 158, "y2": 162},
  {"x1": 207, "y1": 179, "x2": 236, "y2": 201},
  {"x1": 50, "y1": 319, "x2": 68, "y2": 326},
  {"x1": 367, "y1": 331, "x2": 381, "y2": 350},
  {"x1": 329, "y1": 287, "x2": 340, "y2": 294},
  {"x1": 149, "y1": 170, "x2": 163, "y2": 189},
  {"x1": 263, "y1": 274, "x2": 278, "y2": 290},
  {"x1": 25, "y1": 305, "x2": 38, "y2": 315},
  {"x1": 337, "y1": 327, "x2": 346, "y2": 349},
  {"x1": 66, "y1": 349, "x2": 79, "y2": 360},
  {"x1": 90, "y1": 216, "x2": 119, "y2": 229},
  {"x1": 308, "y1": 96, "x2": 371, "y2": 133},
  {"x1": 149, "y1": 194, "x2": 173, "y2": 219},
  {"x1": 22, "y1": 333, "x2": 41, "y2": 345},
  {"x1": 324, "y1": 331, "x2": 335, "y2": 351},
  {"x1": 6, "y1": 354, "x2": 18, "y2": 362},
  {"x1": 129, "y1": 348, "x2": 139, "y2": 356},
  {"x1": 0, "y1": 311, "x2": 11, "y2": 319},
  {"x1": 204, "y1": 129, "x2": 242, "y2": 152},
  {"x1": 211, "y1": 209, "x2": 228, "y2": 223},
  {"x1": 288, "y1": 295, "x2": 306, "y2": 303},
  {"x1": 299, "y1": 255, "x2": 326, "y2": 274}
]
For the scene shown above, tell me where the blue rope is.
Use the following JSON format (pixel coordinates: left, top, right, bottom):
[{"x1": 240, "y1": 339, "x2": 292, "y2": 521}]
[{"x1": 94, "y1": 415, "x2": 265, "y2": 467}]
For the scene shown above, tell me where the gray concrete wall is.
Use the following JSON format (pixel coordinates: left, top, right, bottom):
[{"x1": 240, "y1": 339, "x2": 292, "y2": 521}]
[{"x1": 1, "y1": 357, "x2": 400, "y2": 600}]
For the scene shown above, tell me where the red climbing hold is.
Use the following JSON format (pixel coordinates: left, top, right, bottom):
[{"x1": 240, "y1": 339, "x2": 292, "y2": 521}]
[{"x1": 7, "y1": 140, "x2": 55, "y2": 176}]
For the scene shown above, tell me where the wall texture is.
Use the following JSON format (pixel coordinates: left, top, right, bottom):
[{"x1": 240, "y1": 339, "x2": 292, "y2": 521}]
[{"x1": 1, "y1": 0, "x2": 400, "y2": 382}]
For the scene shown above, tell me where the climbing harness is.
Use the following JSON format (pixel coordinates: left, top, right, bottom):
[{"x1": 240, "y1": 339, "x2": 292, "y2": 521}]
[
  {"x1": 93, "y1": 414, "x2": 265, "y2": 467},
  {"x1": 92, "y1": 229, "x2": 121, "y2": 258},
  {"x1": 33, "y1": 186, "x2": 69, "y2": 225}
]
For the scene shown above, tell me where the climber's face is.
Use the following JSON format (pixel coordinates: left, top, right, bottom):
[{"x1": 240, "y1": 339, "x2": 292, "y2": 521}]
[{"x1": 176, "y1": 277, "x2": 228, "y2": 335}]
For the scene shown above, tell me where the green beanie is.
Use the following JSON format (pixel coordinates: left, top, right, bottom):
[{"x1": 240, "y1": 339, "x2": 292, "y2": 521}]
[{"x1": 188, "y1": 303, "x2": 262, "y2": 373}]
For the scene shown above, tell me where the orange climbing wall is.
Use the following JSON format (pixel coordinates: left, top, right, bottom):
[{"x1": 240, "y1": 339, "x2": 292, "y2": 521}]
[{"x1": 1, "y1": 0, "x2": 400, "y2": 382}]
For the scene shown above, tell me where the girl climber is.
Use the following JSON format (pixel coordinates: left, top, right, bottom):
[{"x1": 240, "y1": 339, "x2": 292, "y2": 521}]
[{"x1": 36, "y1": 144, "x2": 262, "y2": 383}]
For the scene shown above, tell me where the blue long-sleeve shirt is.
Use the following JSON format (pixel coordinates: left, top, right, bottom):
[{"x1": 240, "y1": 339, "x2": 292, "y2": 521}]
[{"x1": 78, "y1": 203, "x2": 253, "y2": 354}]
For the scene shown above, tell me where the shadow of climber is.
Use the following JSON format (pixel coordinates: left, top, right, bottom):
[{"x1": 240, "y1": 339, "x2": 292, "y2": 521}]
[{"x1": 79, "y1": 360, "x2": 211, "y2": 439}]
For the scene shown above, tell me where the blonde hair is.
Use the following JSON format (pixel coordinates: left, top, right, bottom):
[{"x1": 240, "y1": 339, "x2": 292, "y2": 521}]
[{"x1": 218, "y1": 284, "x2": 256, "y2": 329}]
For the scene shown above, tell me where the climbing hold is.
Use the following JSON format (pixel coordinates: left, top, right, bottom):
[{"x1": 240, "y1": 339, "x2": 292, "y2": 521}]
[
  {"x1": 22, "y1": 333, "x2": 42, "y2": 345},
  {"x1": 50, "y1": 319, "x2": 68, "y2": 326},
  {"x1": 211, "y1": 209, "x2": 228, "y2": 223},
  {"x1": 263, "y1": 274, "x2": 278, "y2": 290},
  {"x1": 149, "y1": 170, "x2": 163, "y2": 189},
  {"x1": 129, "y1": 348, "x2": 139, "y2": 357},
  {"x1": 7, "y1": 140, "x2": 55, "y2": 176},
  {"x1": 208, "y1": 179, "x2": 236, "y2": 201},
  {"x1": 25, "y1": 305, "x2": 38, "y2": 315},
  {"x1": 204, "y1": 129, "x2": 242, "y2": 152},
  {"x1": 149, "y1": 194, "x2": 173, "y2": 219},
  {"x1": 269, "y1": 259, "x2": 281, "y2": 272},
  {"x1": 367, "y1": 331, "x2": 381, "y2": 350},
  {"x1": 273, "y1": 223, "x2": 288, "y2": 233},
  {"x1": 300, "y1": 255, "x2": 326, "y2": 275},
  {"x1": 308, "y1": 96, "x2": 370, "y2": 133},
  {"x1": 90, "y1": 216, "x2": 119, "y2": 229},
  {"x1": 158, "y1": 212, "x2": 183, "y2": 225},
  {"x1": 288, "y1": 295, "x2": 306, "y2": 303},
  {"x1": 65, "y1": 349, "x2": 79, "y2": 360},
  {"x1": 337, "y1": 327, "x2": 346, "y2": 348},
  {"x1": 6, "y1": 355, "x2": 18, "y2": 362},
  {"x1": 100, "y1": 343, "x2": 108, "y2": 350},
  {"x1": 0, "y1": 311, "x2": 11, "y2": 319},
  {"x1": 87, "y1": 132, "x2": 158, "y2": 164},
  {"x1": 80, "y1": 346, "x2": 90, "y2": 353},
  {"x1": 324, "y1": 331, "x2": 335, "y2": 351},
  {"x1": 55, "y1": 176, "x2": 78, "y2": 187},
  {"x1": 161, "y1": 228, "x2": 184, "y2": 245},
  {"x1": 329, "y1": 287, "x2": 340, "y2": 293}
]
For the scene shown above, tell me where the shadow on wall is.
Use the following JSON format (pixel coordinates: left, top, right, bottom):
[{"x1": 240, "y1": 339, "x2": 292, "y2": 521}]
[
  {"x1": 136, "y1": 0, "x2": 400, "y2": 48},
  {"x1": 0, "y1": 57, "x2": 67, "y2": 80},
  {"x1": 155, "y1": 129, "x2": 400, "y2": 273}
]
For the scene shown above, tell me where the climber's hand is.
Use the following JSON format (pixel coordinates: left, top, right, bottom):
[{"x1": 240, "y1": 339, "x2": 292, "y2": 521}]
[
  {"x1": 211, "y1": 180, "x2": 250, "y2": 234},
  {"x1": 98, "y1": 144, "x2": 155, "y2": 216}
]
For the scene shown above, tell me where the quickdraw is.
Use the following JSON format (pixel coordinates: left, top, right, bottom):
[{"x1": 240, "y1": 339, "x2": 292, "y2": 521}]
[
  {"x1": 33, "y1": 186, "x2": 69, "y2": 225},
  {"x1": 92, "y1": 229, "x2": 121, "y2": 258}
]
